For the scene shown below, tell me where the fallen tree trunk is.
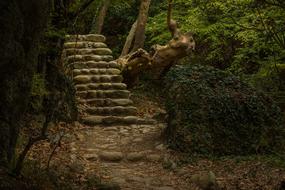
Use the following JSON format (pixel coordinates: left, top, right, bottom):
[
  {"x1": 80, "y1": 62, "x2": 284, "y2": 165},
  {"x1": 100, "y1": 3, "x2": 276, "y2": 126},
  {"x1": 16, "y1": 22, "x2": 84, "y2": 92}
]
[
  {"x1": 117, "y1": 0, "x2": 195, "y2": 87},
  {"x1": 117, "y1": 31, "x2": 195, "y2": 87}
]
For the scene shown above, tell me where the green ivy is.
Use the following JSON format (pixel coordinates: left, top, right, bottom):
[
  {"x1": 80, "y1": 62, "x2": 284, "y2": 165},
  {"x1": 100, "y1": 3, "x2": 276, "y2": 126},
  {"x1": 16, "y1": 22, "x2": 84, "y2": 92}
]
[{"x1": 164, "y1": 63, "x2": 285, "y2": 156}]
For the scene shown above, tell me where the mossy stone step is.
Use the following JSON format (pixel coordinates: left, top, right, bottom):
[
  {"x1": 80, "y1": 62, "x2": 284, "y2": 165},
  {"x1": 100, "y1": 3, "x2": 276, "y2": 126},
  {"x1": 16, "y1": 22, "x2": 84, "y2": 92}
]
[
  {"x1": 64, "y1": 42, "x2": 107, "y2": 49},
  {"x1": 75, "y1": 83, "x2": 126, "y2": 91},
  {"x1": 65, "y1": 34, "x2": 106, "y2": 43},
  {"x1": 76, "y1": 90, "x2": 130, "y2": 99},
  {"x1": 82, "y1": 116, "x2": 139, "y2": 125},
  {"x1": 68, "y1": 61, "x2": 120, "y2": 69},
  {"x1": 73, "y1": 68, "x2": 121, "y2": 76},
  {"x1": 74, "y1": 75, "x2": 123, "y2": 84},
  {"x1": 67, "y1": 55, "x2": 113, "y2": 64},
  {"x1": 63, "y1": 34, "x2": 151, "y2": 127},
  {"x1": 86, "y1": 106, "x2": 137, "y2": 116},
  {"x1": 81, "y1": 116, "x2": 156, "y2": 126},
  {"x1": 65, "y1": 48, "x2": 112, "y2": 56},
  {"x1": 77, "y1": 98, "x2": 133, "y2": 107}
]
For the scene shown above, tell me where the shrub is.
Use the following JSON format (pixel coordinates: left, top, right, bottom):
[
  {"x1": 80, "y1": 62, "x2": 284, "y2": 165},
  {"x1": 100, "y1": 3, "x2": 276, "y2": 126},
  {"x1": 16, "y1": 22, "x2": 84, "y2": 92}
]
[{"x1": 164, "y1": 64, "x2": 285, "y2": 156}]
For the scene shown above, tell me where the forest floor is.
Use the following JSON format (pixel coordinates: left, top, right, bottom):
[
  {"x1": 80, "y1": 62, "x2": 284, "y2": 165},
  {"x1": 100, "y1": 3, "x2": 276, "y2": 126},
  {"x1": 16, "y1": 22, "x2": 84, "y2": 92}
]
[{"x1": 19, "y1": 87, "x2": 285, "y2": 190}]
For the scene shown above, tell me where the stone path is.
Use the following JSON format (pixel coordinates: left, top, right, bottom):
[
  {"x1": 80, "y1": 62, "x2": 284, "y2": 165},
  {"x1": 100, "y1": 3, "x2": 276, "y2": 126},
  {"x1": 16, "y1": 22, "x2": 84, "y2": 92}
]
[{"x1": 69, "y1": 123, "x2": 190, "y2": 190}]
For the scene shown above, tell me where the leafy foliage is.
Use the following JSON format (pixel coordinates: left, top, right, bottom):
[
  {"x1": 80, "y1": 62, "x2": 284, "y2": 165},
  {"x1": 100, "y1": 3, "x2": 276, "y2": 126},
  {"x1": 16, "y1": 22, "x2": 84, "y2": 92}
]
[
  {"x1": 164, "y1": 63, "x2": 285, "y2": 156},
  {"x1": 146, "y1": 0, "x2": 285, "y2": 72}
]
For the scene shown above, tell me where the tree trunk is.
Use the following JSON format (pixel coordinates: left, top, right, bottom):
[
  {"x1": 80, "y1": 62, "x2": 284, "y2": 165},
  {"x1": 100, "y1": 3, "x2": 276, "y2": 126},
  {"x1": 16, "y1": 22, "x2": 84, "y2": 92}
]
[
  {"x1": 0, "y1": 0, "x2": 49, "y2": 166},
  {"x1": 90, "y1": 0, "x2": 111, "y2": 34},
  {"x1": 131, "y1": 0, "x2": 151, "y2": 52},
  {"x1": 120, "y1": 20, "x2": 138, "y2": 57}
]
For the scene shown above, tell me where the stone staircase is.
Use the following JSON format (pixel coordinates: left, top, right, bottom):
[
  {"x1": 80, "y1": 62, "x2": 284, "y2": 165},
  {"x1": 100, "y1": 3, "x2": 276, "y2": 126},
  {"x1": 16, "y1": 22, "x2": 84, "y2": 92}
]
[{"x1": 62, "y1": 34, "x2": 153, "y2": 126}]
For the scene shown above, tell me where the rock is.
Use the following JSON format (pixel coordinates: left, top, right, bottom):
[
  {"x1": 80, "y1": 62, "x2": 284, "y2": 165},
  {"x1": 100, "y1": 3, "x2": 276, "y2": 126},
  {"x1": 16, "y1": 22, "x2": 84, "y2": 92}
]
[
  {"x1": 97, "y1": 144, "x2": 115, "y2": 149},
  {"x1": 162, "y1": 157, "x2": 177, "y2": 170},
  {"x1": 190, "y1": 171, "x2": 220, "y2": 190},
  {"x1": 137, "y1": 118, "x2": 157, "y2": 125},
  {"x1": 103, "y1": 127, "x2": 119, "y2": 132},
  {"x1": 102, "y1": 55, "x2": 113, "y2": 61},
  {"x1": 111, "y1": 99, "x2": 132, "y2": 106},
  {"x1": 119, "y1": 129, "x2": 129, "y2": 135},
  {"x1": 126, "y1": 176, "x2": 146, "y2": 183},
  {"x1": 141, "y1": 128, "x2": 151, "y2": 134},
  {"x1": 99, "y1": 151, "x2": 123, "y2": 162},
  {"x1": 152, "y1": 108, "x2": 168, "y2": 122},
  {"x1": 103, "y1": 116, "x2": 136, "y2": 125},
  {"x1": 126, "y1": 152, "x2": 145, "y2": 162},
  {"x1": 65, "y1": 34, "x2": 106, "y2": 42},
  {"x1": 84, "y1": 153, "x2": 98, "y2": 161},
  {"x1": 74, "y1": 75, "x2": 91, "y2": 83},
  {"x1": 112, "y1": 177, "x2": 126, "y2": 184},
  {"x1": 85, "y1": 34, "x2": 106, "y2": 42},
  {"x1": 176, "y1": 168, "x2": 188, "y2": 177},
  {"x1": 133, "y1": 138, "x2": 143, "y2": 143},
  {"x1": 82, "y1": 116, "x2": 103, "y2": 125},
  {"x1": 65, "y1": 42, "x2": 107, "y2": 49},
  {"x1": 94, "y1": 48, "x2": 112, "y2": 55},
  {"x1": 155, "y1": 144, "x2": 165, "y2": 151},
  {"x1": 76, "y1": 133, "x2": 85, "y2": 141},
  {"x1": 75, "y1": 84, "x2": 88, "y2": 91},
  {"x1": 76, "y1": 91, "x2": 87, "y2": 98},
  {"x1": 146, "y1": 154, "x2": 161, "y2": 162},
  {"x1": 73, "y1": 69, "x2": 82, "y2": 75},
  {"x1": 120, "y1": 138, "x2": 132, "y2": 145}
]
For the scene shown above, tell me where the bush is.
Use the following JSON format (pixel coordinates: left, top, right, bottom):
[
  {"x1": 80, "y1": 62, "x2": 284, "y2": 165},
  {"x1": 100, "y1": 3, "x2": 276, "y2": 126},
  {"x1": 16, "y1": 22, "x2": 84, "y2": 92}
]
[{"x1": 164, "y1": 64, "x2": 285, "y2": 156}]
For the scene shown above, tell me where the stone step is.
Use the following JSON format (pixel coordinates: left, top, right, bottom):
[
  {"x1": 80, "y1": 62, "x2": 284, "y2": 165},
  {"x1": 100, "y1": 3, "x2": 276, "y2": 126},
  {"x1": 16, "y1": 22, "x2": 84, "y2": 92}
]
[
  {"x1": 65, "y1": 48, "x2": 112, "y2": 56},
  {"x1": 76, "y1": 90, "x2": 130, "y2": 99},
  {"x1": 65, "y1": 34, "x2": 106, "y2": 43},
  {"x1": 73, "y1": 68, "x2": 121, "y2": 76},
  {"x1": 81, "y1": 115, "x2": 156, "y2": 126},
  {"x1": 66, "y1": 55, "x2": 113, "y2": 64},
  {"x1": 64, "y1": 41, "x2": 107, "y2": 49},
  {"x1": 67, "y1": 61, "x2": 120, "y2": 70},
  {"x1": 85, "y1": 106, "x2": 137, "y2": 116},
  {"x1": 81, "y1": 116, "x2": 138, "y2": 125},
  {"x1": 74, "y1": 75, "x2": 123, "y2": 84},
  {"x1": 78, "y1": 98, "x2": 133, "y2": 107},
  {"x1": 75, "y1": 83, "x2": 127, "y2": 91}
]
